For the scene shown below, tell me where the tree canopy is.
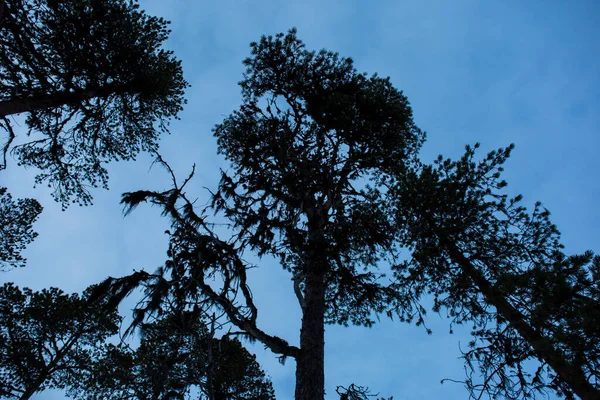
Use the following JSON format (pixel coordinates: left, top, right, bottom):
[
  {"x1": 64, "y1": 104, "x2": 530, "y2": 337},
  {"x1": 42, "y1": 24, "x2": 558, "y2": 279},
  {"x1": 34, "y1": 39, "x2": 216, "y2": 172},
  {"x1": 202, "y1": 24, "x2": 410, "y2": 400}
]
[
  {"x1": 0, "y1": 0, "x2": 188, "y2": 206},
  {"x1": 0, "y1": 283, "x2": 119, "y2": 399},
  {"x1": 0, "y1": 187, "x2": 42, "y2": 270},
  {"x1": 1, "y1": 11, "x2": 597, "y2": 399},
  {"x1": 68, "y1": 310, "x2": 275, "y2": 400},
  {"x1": 108, "y1": 29, "x2": 599, "y2": 399},
  {"x1": 0, "y1": 0, "x2": 188, "y2": 270},
  {"x1": 391, "y1": 143, "x2": 600, "y2": 399},
  {"x1": 112, "y1": 28, "x2": 423, "y2": 400}
]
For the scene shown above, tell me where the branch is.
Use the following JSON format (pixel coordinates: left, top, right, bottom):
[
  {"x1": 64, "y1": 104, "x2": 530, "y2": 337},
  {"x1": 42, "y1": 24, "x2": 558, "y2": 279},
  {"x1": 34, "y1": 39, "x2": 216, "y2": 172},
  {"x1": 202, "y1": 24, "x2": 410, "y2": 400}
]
[{"x1": 121, "y1": 161, "x2": 300, "y2": 359}]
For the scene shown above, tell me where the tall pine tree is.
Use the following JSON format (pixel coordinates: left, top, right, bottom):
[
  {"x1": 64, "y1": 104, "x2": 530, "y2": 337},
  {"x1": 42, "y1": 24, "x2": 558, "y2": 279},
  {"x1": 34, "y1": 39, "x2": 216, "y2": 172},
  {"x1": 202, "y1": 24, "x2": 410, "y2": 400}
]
[{"x1": 105, "y1": 28, "x2": 424, "y2": 399}]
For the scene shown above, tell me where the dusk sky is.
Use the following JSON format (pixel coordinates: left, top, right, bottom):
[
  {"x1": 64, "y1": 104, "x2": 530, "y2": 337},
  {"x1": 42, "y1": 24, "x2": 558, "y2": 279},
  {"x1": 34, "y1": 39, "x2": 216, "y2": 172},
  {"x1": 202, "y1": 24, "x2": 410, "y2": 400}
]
[{"x1": 2, "y1": 0, "x2": 599, "y2": 398}]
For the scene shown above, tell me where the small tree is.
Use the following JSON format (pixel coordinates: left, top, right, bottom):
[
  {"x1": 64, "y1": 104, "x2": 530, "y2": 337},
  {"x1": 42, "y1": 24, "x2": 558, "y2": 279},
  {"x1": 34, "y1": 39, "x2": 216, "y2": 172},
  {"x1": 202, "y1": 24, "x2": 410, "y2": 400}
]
[
  {"x1": 68, "y1": 309, "x2": 275, "y2": 400},
  {"x1": 391, "y1": 144, "x2": 600, "y2": 399},
  {"x1": 0, "y1": 283, "x2": 120, "y2": 399},
  {"x1": 0, "y1": 0, "x2": 188, "y2": 206},
  {"x1": 102, "y1": 28, "x2": 424, "y2": 399}
]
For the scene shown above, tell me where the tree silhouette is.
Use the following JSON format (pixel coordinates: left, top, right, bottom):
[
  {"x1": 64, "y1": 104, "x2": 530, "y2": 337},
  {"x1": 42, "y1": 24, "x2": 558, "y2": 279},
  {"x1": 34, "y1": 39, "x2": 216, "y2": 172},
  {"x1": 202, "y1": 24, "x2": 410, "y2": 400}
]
[
  {"x1": 68, "y1": 309, "x2": 275, "y2": 400},
  {"x1": 101, "y1": 28, "x2": 424, "y2": 399},
  {"x1": 0, "y1": 283, "x2": 120, "y2": 399},
  {"x1": 391, "y1": 143, "x2": 600, "y2": 399},
  {"x1": 94, "y1": 29, "x2": 598, "y2": 399},
  {"x1": 0, "y1": 0, "x2": 186, "y2": 269},
  {"x1": 0, "y1": 0, "x2": 187, "y2": 206}
]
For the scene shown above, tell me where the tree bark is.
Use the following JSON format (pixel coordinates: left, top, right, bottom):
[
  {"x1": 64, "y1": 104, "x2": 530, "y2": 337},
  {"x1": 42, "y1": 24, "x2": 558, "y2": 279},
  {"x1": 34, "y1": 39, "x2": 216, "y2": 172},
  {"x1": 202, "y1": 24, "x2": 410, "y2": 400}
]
[
  {"x1": 443, "y1": 239, "x2": 600, "y2": 400},
  {"x1": 0, "y1": 83, "x2": 137, "y2": 117},
  {"x1": 294, "y1": 267, "x2": 326, "y2": 400}
]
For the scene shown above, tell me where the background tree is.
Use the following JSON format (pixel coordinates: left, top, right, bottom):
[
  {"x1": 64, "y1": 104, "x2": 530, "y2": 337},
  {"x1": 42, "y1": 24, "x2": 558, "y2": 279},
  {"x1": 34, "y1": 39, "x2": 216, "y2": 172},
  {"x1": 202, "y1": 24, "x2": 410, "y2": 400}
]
[
  {"x1": 0, "y1": 187, "x2": 42, "y2": 270},
  {"x1": 68, "y1": 308, "x2": 275, "y2": 400},
  {"x1": 101, "y1": 28, "x2": 424, "y2": 399},
  {"x1": 0, "y1": 283, "x2": 120, "y2": 399},
  {"x1": 0, "y1": 0, "x2": 188, "y2": 206},
  {"x1": 391, "y1": 144, "x2": 600, "y2": 399}
]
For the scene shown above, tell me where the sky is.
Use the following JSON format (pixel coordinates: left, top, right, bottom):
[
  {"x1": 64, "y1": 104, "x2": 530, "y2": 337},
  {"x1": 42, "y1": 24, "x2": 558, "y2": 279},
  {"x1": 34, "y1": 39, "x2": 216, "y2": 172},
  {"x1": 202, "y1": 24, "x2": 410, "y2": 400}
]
[{"x1": 2, "y1": 0, "x2": 600, "y2": 399}]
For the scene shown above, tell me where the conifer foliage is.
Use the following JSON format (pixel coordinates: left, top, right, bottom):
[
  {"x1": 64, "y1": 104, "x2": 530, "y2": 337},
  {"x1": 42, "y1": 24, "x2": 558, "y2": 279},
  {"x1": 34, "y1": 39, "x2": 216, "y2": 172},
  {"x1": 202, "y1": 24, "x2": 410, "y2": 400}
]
[
  {"x1": 391, "y1": 144, "x2": 600, "y2": 399},
  {"x1": 68, "y1": 310, "x2": 275, "y2": 400},
  {"x1": 0, "y1": 0, "x2": 188, "y2": 206},
  {"x1": 0, "y1": 283, "x2": 119, "y2": 399},
  {"x1": 0, "y1": 187, "x2": 42, "y2": 270}
]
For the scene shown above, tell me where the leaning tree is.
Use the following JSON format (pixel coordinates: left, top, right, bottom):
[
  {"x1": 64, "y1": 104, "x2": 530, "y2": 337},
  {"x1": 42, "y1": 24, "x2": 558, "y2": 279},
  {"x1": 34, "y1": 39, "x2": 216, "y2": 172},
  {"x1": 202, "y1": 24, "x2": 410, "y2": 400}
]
[
  {"x1": 98, "y1": 28, "x2": 423, "y2": 399},
  {"x1": 391, "y1": 144, "x2": 600, "y2": 399}
]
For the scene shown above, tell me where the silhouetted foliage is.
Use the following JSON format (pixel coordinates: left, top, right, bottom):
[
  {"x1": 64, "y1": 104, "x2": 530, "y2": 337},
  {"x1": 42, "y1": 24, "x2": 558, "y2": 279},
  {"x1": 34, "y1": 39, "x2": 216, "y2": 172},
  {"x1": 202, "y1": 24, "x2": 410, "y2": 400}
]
[
  {"x1": 391, "y1": 143, "x2": 600, "y2": 399},
  {"x1": 0, "y1": 283, "x2": 119, "y2": 399},
  {"x1": 68, "y1": 309, "x2": 275, "y2": 400},
  {"x1": 0, "y1": 187, "x2": 42, "y2": 269},
  {"x1": 0, "y1": 0, "x2": 188, "y2": 206},
  {"x1": 111, "y1": 28, "x2": 424, "y2": 399},
  {"x1": 336, "y1": 383, "x2": 393, "y2": 400}
]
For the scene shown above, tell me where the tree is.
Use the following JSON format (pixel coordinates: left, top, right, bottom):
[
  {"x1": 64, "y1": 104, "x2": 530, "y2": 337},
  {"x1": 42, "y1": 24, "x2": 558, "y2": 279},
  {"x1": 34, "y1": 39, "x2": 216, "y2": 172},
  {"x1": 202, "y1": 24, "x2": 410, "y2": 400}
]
[
  {"x1": 68, "y1": 309, "x2": 276, "y2": 400},
  {"x1": 0, "y1": 283, "x2": 120, "y2": 399},
  {"x1": 99, "y1": 28, "x2": 424, "y2": 399},
  {"x1": 0, "y1": 187, "x2": 42, "y2": 270},
  {"x1": 390, "y1": 143, "x2": 600, "y2": 399},
  {"x1": 0, "y1": 0, "x2": 188, "y2": 206}
]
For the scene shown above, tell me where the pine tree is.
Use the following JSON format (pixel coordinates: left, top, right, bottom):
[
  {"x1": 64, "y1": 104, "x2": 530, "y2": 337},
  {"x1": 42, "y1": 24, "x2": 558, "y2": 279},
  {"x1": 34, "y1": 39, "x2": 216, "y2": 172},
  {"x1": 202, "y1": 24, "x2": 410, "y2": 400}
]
[
  {"x1": 391, "y1": 143, "x2": 600, "y2": 399},
  {"x1": 0, "y1": 283, "x2": 120, "y2": 399},
  {"x1": 104, "y1": 28, "x2": 424, "y2": 399},
  {"x1": 0, "y1": 0, "x2": 188, "y2": 206}
]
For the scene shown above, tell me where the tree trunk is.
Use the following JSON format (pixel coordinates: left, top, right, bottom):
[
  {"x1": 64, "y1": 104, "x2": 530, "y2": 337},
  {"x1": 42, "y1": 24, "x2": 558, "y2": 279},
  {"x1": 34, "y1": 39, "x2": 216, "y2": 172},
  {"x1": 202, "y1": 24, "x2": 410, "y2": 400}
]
[
  {"x1": 444, "y1": 240, "x2": 600, "y2": 400},
  {"x1": 0, "y1": 83, "x2": 136, "y2": 117},
  {"x1": 19, "y1": 385, "x2": 37, "y2": 400},
  {"x1": 294, "y1": 267, "x2": 326, "y2": 400}
]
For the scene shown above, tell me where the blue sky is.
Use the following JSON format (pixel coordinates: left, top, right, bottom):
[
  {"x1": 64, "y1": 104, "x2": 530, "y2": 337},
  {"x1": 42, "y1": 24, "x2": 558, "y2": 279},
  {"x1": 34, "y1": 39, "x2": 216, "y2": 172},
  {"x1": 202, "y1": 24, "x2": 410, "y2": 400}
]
[{"x1": 2, "y1": 0, "x2": 599, "y2": 398}]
